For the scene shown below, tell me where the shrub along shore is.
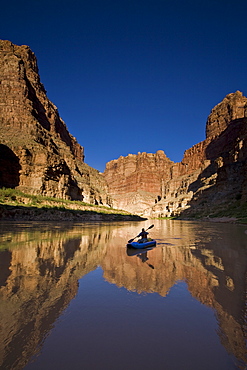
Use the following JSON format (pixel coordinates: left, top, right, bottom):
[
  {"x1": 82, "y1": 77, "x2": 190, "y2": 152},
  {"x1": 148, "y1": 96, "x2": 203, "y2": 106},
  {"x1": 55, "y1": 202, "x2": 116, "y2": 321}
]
[
  {"x1": 0, "y1": 188, "x2": 146, "y2": 222},
  {"x1": 1, "y1": 188, "x2": 246, "y2": 224}
]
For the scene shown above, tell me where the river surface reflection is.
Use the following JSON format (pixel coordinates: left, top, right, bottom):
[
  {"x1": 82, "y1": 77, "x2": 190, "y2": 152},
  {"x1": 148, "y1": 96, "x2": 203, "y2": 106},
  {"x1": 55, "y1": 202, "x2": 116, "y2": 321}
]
[{"x1": 0, "y1": 220, "x2": 246, "y2": 370}]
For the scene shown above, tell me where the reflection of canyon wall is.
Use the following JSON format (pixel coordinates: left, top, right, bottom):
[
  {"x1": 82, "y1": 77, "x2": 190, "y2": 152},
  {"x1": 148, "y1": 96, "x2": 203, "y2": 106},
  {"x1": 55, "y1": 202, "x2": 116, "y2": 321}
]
[
  {"x1": 0, "y1": 221, "x2": 246, "y2": 368},
  {"x1": 0, "y1": 224, "x2": 112, "y2": 370},
  {"x1": 104, "y1": 91, "x2": 247, "y2": 217},
  {"x1": 101, "y1": 221, "x2": 247, "y2": 365}
]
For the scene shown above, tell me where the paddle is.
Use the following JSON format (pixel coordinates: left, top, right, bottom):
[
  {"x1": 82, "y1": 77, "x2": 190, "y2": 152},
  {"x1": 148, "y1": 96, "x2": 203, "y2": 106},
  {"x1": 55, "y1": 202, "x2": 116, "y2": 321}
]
[{"x1": 128, "y1": 224, "x2": 154, "y2": 243}]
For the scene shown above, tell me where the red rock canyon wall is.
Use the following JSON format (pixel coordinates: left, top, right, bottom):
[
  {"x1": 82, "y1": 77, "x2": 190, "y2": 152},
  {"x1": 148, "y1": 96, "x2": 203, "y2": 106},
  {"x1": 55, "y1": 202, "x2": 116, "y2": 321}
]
[
  {"x1": 104, "y1": 92, "x2": 247, "y2": 217},
  {"x1": 0, "y1": 40, "x2": 109, "y2": 205}
]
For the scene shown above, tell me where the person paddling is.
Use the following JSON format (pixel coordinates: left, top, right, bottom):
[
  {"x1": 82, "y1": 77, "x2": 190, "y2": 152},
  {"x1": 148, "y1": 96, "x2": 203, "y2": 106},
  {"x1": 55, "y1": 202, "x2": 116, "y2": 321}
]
[
  {"x1": 127, "y1": 224, "x2": 154, "y2": 244},
  {"x1": 137, "y1": 228, "x2": 149, "y2": 243}
]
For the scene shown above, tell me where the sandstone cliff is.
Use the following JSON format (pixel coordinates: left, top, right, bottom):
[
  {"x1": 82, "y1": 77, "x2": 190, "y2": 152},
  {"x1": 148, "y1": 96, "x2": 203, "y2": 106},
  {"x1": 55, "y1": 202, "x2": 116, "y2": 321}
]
[
  {"x1": 104, "y1": 150, "x2": 174, "y2": 213},
  {"x1": 0, "y1": 40, "x2": 109, "y2": 205},
  {"x1": 104, "y1": 92, "x2": 247, "y2": 218},
  {"x1": 1, "y1": 40, "x2": 247, "y2": 218}
]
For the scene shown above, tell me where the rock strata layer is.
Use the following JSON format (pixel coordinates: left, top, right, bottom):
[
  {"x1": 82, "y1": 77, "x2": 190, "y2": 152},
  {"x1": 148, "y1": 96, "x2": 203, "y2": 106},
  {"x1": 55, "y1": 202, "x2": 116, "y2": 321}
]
[
  {"x1": 0, "y1": 40, "x2": 109, "y2": 205},
  {"x1": 1, "y1": 40, "x2": 247, "y2": 218},
  {"x1": 104, "y1": 92, "x2": 247, "y2": 217}
]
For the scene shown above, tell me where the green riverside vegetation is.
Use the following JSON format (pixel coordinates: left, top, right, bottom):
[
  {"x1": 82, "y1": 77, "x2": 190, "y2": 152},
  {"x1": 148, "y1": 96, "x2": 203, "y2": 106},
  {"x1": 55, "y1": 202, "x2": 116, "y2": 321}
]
[{"x1": 0, "y1": 188, "x2": 144, "y2": 221}]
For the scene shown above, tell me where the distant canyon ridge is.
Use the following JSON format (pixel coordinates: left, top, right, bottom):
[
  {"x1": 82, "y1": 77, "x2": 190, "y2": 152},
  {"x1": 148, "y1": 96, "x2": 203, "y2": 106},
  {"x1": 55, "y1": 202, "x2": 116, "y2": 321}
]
[{"x1": 1, "y1": 40, "x2": 247, "y2": 218}]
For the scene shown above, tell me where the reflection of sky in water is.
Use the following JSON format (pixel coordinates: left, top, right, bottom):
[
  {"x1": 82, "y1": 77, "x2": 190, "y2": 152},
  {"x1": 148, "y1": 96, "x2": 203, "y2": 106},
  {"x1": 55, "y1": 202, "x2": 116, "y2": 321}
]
[
  {"x1": 26, "y1": 275, "x2": 235, "y2": 370},
  {"x1": 0, "y1": 220, "x2": 246, "y2": 370}
]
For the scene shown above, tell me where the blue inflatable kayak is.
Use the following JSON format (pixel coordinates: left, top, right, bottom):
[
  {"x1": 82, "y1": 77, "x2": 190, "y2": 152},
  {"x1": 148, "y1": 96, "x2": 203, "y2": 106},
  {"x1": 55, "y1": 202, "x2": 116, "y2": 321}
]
[{"x1": 127, "y1": 239, "x2": 156, "y2": 249}]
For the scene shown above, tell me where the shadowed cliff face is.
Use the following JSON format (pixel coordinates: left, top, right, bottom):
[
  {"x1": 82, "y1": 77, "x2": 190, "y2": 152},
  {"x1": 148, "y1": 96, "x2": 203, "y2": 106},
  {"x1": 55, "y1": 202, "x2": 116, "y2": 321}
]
[
  {"x1": 104, "y1": 92, "x2": 247, "y2": 217},
  {"x1": 0, "y1": 221, "x2": 246, "y2": 368},
  {"x1": 1, "y1": 39, "x2": 246, "y2": 215},
  {"x1": 180, "y1": 117, "x2": 247, "y2": 218},
  {"x1": 0, "y1": 40, "x2": 109, "y2": 205},
  {"x1": 0, "y1": 144, "x2": 21, "y2": 188},
  {"x1": 205, "y1": 91, "x2": 247, "y2": 139}
]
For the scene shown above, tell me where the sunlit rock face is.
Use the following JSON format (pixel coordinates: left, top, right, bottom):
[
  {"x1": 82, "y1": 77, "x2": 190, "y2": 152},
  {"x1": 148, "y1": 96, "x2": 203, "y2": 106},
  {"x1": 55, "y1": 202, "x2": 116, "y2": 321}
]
[
  {"x1": 1, "y1": 39, "x2": 247, "y2": 214},
  {"x1": 104, "y1": 92, "x2": 247, "y2": 217},
  {"x1": 0, "y1": 40, "x2": 109, "y2": 205},
  {"x1": 104, "y1": 151, "x2": 174, "y2": 213}
]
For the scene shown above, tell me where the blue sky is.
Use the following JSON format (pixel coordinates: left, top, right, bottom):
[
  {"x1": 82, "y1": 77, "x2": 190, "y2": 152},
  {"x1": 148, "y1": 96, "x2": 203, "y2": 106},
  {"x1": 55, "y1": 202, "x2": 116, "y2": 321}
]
[{"x1": 1, "y1": 0, "x2": 247, "y2": 172}]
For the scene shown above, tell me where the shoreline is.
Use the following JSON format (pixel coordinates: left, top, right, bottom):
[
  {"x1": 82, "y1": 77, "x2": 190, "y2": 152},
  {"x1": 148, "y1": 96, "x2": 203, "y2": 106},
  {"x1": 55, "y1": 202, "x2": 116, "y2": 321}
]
[
  {"x1": 203, "y1": 216, "x2": 238, "y2": 223},
  {"x1": 1, "y1": 206, "x2": 243, "y2": 224},
  {"x1": 0, "y1": 204, "x2": 146, "y2": 222}
]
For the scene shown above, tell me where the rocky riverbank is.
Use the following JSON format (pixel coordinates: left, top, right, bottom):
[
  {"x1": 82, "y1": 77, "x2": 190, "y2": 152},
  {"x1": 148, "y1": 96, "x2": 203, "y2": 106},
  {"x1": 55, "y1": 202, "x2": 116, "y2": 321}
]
[{"x1": 0, "y1": 190, "x2": 146, "y2": 222}]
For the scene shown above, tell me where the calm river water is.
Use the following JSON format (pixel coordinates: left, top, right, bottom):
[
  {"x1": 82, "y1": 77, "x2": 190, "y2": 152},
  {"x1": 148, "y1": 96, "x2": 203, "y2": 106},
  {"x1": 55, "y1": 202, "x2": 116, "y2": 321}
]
[{"x1": 0, "y1": 219, "x2": 246, "y2": 370}]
